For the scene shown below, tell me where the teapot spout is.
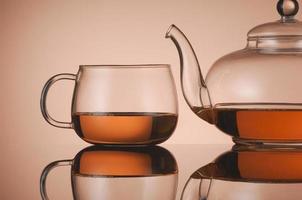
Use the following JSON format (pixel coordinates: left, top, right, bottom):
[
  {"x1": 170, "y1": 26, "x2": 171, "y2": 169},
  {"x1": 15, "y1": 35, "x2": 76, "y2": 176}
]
[{"x1": 165, "y1": 24, "x2": 213, "y2": 124}]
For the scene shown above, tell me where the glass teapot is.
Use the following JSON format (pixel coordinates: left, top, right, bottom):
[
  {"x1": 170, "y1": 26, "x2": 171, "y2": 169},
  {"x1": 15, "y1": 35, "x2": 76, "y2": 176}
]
[{"x1": 166, "y1": 0, "x2": 302, "y2": 145}]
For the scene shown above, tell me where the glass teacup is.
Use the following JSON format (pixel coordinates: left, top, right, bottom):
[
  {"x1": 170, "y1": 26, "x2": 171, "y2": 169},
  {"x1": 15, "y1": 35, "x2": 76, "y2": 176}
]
[{"x1": 41, "y1": 65, "x2": 178, "y2": 145}]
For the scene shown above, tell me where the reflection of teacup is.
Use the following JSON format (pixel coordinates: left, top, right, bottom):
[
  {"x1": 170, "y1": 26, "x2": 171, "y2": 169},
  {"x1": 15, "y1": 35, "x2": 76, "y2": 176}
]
[
  {"x1": 40, "y1": 146, "x2": 178, "y2": 200},
  {"x1": 182, "y1": 146, "x2": 302, "y2": 200},
  {"x1": 40, "y1": 65, "x2": 178, "y2": 145}
]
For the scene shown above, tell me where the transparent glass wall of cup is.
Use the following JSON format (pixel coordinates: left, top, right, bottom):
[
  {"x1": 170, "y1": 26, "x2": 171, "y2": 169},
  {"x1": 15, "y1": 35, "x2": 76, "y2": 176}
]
[
  {"x1": 40, "y1": 146, "x2": 178, "y2": 200},
  {"x1": 40, "y1": 65, "x2": 178, "y2": 145}
]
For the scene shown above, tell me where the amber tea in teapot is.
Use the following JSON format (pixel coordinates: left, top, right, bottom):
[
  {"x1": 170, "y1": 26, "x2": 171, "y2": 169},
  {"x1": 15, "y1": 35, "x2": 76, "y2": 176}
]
[{"x1": 195, "y1": 103, "x2": 302, "y2": 143}]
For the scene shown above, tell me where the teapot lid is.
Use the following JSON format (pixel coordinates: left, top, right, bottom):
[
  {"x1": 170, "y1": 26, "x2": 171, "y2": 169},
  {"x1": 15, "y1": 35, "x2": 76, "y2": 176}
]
[{"x1": 248, "y1": 0, "x2": 302, "y2": 49}]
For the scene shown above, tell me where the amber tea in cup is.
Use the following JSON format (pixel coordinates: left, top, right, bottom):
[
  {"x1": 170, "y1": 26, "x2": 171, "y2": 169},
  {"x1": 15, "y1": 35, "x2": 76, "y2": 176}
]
[{"x1": 72, "y1": 112, "x2": 178, "y2": 144}]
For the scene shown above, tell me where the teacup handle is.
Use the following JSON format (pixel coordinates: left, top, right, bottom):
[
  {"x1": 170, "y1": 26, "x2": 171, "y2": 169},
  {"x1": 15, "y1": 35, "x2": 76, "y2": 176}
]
[
  {"x1": 40, "y1": 160, "x2": 73, "y2": 200},
  {"x1": 40, "y1": 73, "x2": 77, "y2": 128}
]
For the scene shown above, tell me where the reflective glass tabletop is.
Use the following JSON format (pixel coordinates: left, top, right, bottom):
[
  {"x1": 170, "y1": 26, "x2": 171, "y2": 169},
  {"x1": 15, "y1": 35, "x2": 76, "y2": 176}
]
[{"x1": 3, "y1": 137, "x2": 302, "y2": 199}]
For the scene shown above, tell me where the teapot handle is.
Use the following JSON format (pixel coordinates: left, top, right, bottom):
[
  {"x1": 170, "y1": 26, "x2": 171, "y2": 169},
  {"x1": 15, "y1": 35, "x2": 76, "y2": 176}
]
[
  {"x1": 40, "y1": 160, "x2": 73, "y2": 200},
  {"x1": 40, "y1": 73, "x2": 76, "y2": 128}
]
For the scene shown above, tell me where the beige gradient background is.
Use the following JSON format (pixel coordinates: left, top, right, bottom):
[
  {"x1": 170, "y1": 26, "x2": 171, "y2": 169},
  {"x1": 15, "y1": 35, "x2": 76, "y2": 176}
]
[
  {"x1": 1, "y1": 0, "x2": 301, "y2": 199},
  {"x1": 2, "y1": 0, "x2": 294, "y2": 146}
]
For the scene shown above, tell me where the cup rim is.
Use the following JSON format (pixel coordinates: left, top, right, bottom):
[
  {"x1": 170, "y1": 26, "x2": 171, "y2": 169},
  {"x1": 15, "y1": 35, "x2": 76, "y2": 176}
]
[{"x1": 79, "y1": 64, "x2": 171, "y2": 69}]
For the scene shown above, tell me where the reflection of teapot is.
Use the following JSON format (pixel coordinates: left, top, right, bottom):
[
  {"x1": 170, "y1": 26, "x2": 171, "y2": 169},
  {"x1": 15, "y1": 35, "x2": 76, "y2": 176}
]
[
  {"x1": 166, "y1": 0, "x2": 302, "y2": 145},
  {"x1": 182, "y1": 145, "x2": 302, "y2": 200},
  {"x1": 40, "y1": 146, "x2": 178, "y2": 200}
]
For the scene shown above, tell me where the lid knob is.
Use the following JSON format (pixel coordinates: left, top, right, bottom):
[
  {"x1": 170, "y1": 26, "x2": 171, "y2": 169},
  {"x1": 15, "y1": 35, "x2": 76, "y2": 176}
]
[{"x1": 277, "y1": 0, "x2": 299, "y2": 17}]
